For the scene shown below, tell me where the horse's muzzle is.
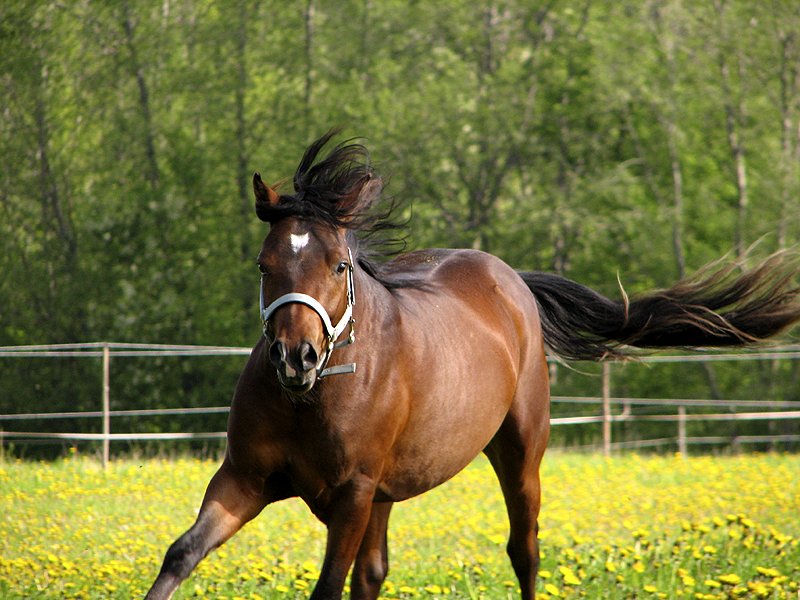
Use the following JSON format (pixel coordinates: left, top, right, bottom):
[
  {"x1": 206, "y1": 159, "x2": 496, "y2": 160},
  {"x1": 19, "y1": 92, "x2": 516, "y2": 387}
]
[{"x1": 269, "y1": 339, "x2": 319, "y2": 392}]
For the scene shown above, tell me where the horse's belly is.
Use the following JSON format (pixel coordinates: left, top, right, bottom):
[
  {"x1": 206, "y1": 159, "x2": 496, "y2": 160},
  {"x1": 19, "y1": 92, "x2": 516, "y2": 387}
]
[
  {"x1": 376, "y1": 453, "x2": 482, "y2": 502},
  {"x1": 377, "y1": 389, "x2": 511, "y2": 501}
]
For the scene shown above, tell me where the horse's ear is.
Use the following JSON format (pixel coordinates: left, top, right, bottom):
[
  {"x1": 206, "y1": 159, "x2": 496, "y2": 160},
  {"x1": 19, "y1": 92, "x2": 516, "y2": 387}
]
[
  {"x1": 253, "y1": 172, "x2": 280, "y2": 221},
  {"x1": 358, "y1": 175, "x2": 383, "y2": 207},
  {"x1": 341, "y1": 174, "x2": 382, "y2": 217}
]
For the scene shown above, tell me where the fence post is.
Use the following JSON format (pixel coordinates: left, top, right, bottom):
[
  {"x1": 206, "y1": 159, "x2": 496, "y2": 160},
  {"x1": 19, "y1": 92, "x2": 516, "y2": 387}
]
[
  {"x1": 678, "y1": 406, "x2": 687, "y2": 457},
  {"x1": 102, "y1": 343, "x2": 110, "y2": 469},
  {"x1": 602, "y1": 362, "x2": 611, "y2": 456}
]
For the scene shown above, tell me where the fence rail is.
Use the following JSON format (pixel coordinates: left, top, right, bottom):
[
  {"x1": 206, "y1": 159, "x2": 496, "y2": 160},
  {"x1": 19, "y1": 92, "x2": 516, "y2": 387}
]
[{"x1": 2, "y1": 342, "x2": 800, "y2": 465}]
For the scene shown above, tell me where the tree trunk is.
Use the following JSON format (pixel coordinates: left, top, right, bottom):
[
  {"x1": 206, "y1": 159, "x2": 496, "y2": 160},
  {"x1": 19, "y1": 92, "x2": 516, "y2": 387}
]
[
  {"x1": 122, "y1": 0, "x2": 160, "y2": 191},
  {"x1": 36, "y1": 78, "x2": 77, "y2": 267},
  {"x1": 33, "y1": 43, "x2": 82, "y2": 340},
  {"x1": 649, "y1": 3, "x2": 686, "y2": 278},
  {"x1": 777, "y1": 27, "x2": 798, "y2": 249},
  {"x1": 714, "y1": 0, "x2": 748, "y2": 259},
  {"x1": 234, "y1": 1, "x2": 253, "y2": 336},
  {"x1": 235, "y1": 1, "x2": 249, "y2": 264},
  {"x1": 721, "y1": 60, "x2": 749, "y2": 260},
  {"x1": 304, "y1": 0, "x2": 315, "y2": 139}
]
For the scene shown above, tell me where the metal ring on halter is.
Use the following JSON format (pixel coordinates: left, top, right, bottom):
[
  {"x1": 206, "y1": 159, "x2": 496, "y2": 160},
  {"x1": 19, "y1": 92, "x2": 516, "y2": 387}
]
[{"x1": 259, "y1": 249, "x2": 356, "y2": 378}]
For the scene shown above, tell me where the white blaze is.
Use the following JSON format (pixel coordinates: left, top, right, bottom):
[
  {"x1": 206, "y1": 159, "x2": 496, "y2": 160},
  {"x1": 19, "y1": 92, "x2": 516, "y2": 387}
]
[{"x1": 290, "y1": 232, "x2": 310, "y2": 253}]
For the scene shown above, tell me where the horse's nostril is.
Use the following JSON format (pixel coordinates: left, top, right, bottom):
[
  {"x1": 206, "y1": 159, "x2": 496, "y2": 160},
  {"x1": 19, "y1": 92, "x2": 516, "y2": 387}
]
[
  {"x1": 298, "y1": 341, "x2": 318, "y2": 372},
  {"x1": 269, "y1": 340, "x2": 287, "y2": 370}
]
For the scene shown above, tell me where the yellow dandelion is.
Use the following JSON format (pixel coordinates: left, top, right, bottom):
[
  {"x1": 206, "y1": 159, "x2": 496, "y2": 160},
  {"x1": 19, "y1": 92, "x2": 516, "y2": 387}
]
[
  {"x1": 558, "y1": 566, "x2": 581, "y2": 586},
  {"x1": 544, "y1": 583, "x2": 561, "y2": 597},
  {"x1": 755, "y1": 566, "x2": 780, "y2": 578}
]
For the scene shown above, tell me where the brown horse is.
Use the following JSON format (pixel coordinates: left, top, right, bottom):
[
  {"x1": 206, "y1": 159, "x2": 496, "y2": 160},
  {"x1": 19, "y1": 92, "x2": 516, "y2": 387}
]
[{"x1": 145, "y1": 132, "x2": 800, "y2": 600}]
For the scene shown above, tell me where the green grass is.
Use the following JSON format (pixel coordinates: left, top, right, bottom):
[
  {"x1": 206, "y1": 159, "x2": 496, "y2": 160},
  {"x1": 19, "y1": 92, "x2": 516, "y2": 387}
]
[{"x1": 1, "y1": 452, "x2": 798, "y2": 599}]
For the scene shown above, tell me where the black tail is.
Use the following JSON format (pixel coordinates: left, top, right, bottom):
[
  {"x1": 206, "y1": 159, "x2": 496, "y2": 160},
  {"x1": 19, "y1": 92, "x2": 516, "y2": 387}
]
[{"x1": 519, "y1": 253, "x2": 800, "y2": 361}]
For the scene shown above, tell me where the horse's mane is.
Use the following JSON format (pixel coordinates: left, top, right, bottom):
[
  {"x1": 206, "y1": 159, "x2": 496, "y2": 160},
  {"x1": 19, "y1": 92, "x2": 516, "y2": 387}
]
[{"x1": 256, "y1": 130, "x2": 413, "y2": 289}]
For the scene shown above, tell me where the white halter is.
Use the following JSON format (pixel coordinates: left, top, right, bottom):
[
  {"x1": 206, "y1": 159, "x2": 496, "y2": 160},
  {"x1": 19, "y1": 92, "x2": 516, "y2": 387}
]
[{"x1": 259, "y1": 249, "x2": 356, "y2": 378}]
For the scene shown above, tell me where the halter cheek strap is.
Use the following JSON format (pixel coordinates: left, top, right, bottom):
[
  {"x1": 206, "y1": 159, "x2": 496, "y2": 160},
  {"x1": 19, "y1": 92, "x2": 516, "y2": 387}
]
[{"x1": 259, "y1": 249, "x2": 356, "y2": 379}]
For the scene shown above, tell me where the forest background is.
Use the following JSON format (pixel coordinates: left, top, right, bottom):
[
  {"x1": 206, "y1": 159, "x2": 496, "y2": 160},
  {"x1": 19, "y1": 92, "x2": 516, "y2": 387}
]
[{"x1": 2, "y1": 0, "x2": 800, "y2": 453}]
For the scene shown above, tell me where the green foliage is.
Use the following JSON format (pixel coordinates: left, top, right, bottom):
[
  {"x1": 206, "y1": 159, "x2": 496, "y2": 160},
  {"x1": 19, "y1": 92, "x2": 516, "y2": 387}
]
[{"x1": 2, "y1": 1, "x2": 799, "y2": 450}]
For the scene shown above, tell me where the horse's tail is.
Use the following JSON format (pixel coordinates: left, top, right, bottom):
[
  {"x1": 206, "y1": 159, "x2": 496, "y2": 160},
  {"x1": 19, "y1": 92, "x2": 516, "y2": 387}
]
[{"x1": 518, "y1": 252, "x2": 800, "y2": 361}]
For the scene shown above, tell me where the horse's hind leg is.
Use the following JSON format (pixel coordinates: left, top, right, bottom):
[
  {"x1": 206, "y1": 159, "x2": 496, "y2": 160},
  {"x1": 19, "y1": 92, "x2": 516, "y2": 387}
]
[
  {"x1": 484, "y1": 381, "x2": 550, "y2": 600},
  {"x1": 350, "y1": 501, "x2": 393, "y2": 600}
]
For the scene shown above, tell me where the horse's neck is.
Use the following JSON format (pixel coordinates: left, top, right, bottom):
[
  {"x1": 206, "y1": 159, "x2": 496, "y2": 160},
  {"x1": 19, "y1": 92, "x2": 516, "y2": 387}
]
[{"x1": 351, "y1": 266, "x2": 402, "y2": 342}]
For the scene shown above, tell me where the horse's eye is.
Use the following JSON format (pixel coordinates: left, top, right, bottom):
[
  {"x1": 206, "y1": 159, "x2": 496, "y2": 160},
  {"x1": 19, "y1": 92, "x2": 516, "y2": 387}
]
[
  {"x1": 336, "y1": 261, "x2": 349, "y2": 275},
  {"x1": 257, "y1": 263, "x2": 269, "y2": 276}
]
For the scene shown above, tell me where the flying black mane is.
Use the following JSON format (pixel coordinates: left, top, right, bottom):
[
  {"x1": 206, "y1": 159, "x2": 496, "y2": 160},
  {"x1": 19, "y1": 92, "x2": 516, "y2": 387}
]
[{"x1": 256, "y1": 131, "x2": 411, "y2": 287}]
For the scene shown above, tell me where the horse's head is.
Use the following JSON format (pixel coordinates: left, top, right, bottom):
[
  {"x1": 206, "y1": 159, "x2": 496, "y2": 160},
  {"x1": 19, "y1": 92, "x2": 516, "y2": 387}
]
[
  {"x1": 255, "y1": 198, "x2": 356, "y2": 393},
  {"x1": 253, "y1": 133, "x2": 382, "y2": 393}
]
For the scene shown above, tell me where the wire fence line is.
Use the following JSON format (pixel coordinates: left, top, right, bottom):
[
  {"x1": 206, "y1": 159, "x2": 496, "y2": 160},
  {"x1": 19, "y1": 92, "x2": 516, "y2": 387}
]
[
  {"x1": 2, "y1": 342, "x2": 800, "y2": 465},
  {"x1": 0, "y1": 342, "x2": 253, "y2": 358},
  {"x1": 0, "y1": 406, "x2": 231, "y2": 421},
  {"x1": 0, "y1": 431, "x2": 227, "y2": 441},
  {"x1": 0, "y1": 343, "x2": 250, "y2": 466}
]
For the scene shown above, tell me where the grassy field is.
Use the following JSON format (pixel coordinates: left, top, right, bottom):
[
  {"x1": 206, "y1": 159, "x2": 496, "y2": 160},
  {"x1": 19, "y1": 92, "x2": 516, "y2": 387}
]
[{"x1": 1, "y1": 452, "x2": 798, "y2": 599}]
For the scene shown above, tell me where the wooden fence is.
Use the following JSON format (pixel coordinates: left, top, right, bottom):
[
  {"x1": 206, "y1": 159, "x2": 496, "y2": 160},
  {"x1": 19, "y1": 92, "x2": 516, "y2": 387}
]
[{"x1": 2, "y1": 342, "x2": 800, "y2": 467}]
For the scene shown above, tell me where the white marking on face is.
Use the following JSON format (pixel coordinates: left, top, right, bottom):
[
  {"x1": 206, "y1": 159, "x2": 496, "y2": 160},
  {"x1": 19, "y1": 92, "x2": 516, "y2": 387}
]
[{"x1": 290, "y1": 232, "x2": 310, "y2": 253}]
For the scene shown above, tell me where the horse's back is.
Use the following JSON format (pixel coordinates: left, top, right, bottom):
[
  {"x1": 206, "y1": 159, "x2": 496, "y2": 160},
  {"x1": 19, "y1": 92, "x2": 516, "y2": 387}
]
[
  {"x1": 384, "y1": 248, "x2": 533, "y2": 298},
  {"x1": 383, "y1": 248, "x2": 542, "y2": 336}
]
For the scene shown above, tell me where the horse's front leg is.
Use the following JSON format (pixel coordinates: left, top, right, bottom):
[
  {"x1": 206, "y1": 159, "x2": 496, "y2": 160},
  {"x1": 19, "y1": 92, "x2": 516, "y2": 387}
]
[
  {"x1": 351, "y1": 501, "x2": 393, "y2": 600},
  {"x1": 310, "y1": 477, "x2": 377, "y2": 600},
  {"x1": 144, "y1": 459, "x2": 292, "y2": 600}
]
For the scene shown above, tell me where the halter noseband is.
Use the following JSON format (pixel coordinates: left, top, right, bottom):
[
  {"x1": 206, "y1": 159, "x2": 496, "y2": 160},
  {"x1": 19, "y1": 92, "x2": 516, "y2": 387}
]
[{"x1": 259, "y1": 249, "x2": 356, "y2": 379}]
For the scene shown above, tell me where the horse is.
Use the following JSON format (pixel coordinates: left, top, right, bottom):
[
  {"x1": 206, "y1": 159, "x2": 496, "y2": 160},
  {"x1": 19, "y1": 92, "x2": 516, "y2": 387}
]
[{"x1": 145, "y1": 132, "x2": 800, "y2": 600}]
